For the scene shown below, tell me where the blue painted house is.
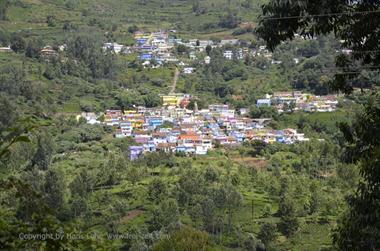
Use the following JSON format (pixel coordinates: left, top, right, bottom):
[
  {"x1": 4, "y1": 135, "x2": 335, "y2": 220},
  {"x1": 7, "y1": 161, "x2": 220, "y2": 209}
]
[
  {"x1": 257, "y1": 99, "x2": 271, "y2": 107},
  {"x1": 136, "y1": 38, "x2": 148, "y2": 45},
  {"x1": 144, "y1": 140, "x2": 156, "y2": 152},
  {"x1": 147, "y1": 117, "x2": 163, "y2": 129},
  {"x1": 140, "y1": 53, "x2": 153, "y2": 61},
  {"x1": 130, "y1": 146, "x2": 144, "y2": 160}
]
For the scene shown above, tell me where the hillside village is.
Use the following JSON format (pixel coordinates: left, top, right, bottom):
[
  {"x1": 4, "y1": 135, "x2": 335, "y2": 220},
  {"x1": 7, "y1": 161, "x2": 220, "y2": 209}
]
[
  {"x1": 1, "y1": 0, "x2": 378, "y2": 250},
  {"x1": 103, "y1": 30, "x2": 278, "y2": 69},
  {"x1": 257, "y1": 91, "x2": 340, "y2": 113},
  {"x1": 79, "y1": 92, "x2": 338, "y2": 160}
]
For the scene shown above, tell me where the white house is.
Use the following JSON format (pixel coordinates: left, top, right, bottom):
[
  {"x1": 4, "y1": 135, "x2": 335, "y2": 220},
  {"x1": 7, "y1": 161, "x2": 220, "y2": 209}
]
[
  {"x1": 183, "y1": 67, "x2": 195, "y2": 74},
  {"x1": 223, "y1": 50, "x2": 233, "y2": 60},
  {"x1": 221, "y1": 39, "x2": 239, "y2": 46},
  {"x1": 0, "y1": 46, "x2": 12, "y2": 53},
  {"x1": 103, "y1": 43, "x2": 124, "y2": 54},
  {"x1": 204, "y1": 56, "x2": 211, "y2": 64},
  {"x1": 189, "y1": 51, "x2": 197, "y2": 60}
]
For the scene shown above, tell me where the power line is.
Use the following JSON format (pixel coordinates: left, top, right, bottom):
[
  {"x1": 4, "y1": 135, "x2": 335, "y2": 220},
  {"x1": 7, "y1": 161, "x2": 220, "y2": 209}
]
[
  {"x1": 260, "y1": 10, "x2": 380, "y2": 21},
  {"x1": 325, "y1": 66, "x2": 380, "y2": 70},
  {"x1": 336, "y1": 50, "x2": 380, "y2": 54},
  {"x1": 323, "y1": 71, "x2": 378, "y2": 75},
  {"x1": 288, "y1": 66, "x2": 380, "y2": 75}
]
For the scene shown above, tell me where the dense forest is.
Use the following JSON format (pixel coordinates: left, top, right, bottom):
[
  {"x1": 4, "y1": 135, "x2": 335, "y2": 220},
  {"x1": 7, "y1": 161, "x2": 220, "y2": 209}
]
[{"x1": 0, "y1": 0, "x2": 379, "y2": 250}]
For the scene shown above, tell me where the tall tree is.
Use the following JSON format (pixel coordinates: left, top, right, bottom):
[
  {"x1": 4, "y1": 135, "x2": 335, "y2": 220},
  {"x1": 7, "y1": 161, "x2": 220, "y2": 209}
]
[
  {"x1": 44, "y1": 168, "x2": 66, "y2": 212},
  {"x1": 333, "y1": 93, "x2": 380, "y2": 250},
  {"x1": 150, "y1": 198, "x2": 180, "y2": 231},
  {"x1": 148, "y1": 178, "x2": 167, "y2": 203},
  {"x1": 257, "y1": 222, "x2": 277, "y2": 246},
  {"x1": 69, "y1": 169, "x2": 94, "y2": 198},
  {"x1": 153, "y1": 226, "x2": 216, "y2": 251},
  {"x1": 257, "y1": 2, "x2": 380, "y2": 249},
  {"x1": 25, "y1": 38, "x2": 43, "y2": 58},
  {"x1": 257, "y1": 0, "x2": 380, "y2": 93},
  {"x1": 31, "y1": 130, "x2": 54, "y2": 170},
  {"x1": 0, "y1": 0, "x2": 9, "y2": 20},
  {"x1": 225, "y1": 183, "x2": 243, "y2": 233},
  {"x1": 0, "y1": 94, "x2": 18, "y2": 131},
  {"x1": 278, "y1": 191, "x2": 299, "y2": 237},
  {"x1": 10, "y1": 34, "x2": 26, "y2": 53}
]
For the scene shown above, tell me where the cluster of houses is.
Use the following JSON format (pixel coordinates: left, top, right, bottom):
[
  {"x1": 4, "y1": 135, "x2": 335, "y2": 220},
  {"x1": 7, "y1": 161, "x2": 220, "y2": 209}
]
[
  {"x1": 82, "y1": 94, "x2": 310, "y2": 160},
  {"x1": 100, "y1": 29, "x2": 283, "y2": 70},
  {"x1": 257, "y1": 91, "x2": 339, "y2": 113}
]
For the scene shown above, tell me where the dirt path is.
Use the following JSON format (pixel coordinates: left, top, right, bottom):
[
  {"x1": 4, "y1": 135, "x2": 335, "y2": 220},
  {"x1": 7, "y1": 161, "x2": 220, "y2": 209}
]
[
  {"x1": 119, "y1": 209, "x2": 144, "y2": 223},
  {"x1": 169, "y1": 67, "x2": 180, "y2": 94}
]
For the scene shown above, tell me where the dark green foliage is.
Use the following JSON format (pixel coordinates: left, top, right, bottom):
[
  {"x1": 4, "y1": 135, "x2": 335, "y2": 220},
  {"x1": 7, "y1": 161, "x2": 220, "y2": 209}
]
[
  {"x1": 176, "y1": 44, "x2": 188, "y2": 54},
  {"x1": 137, "y1": 151, "x2": 176, "y2": 168},
  {"x1": 333, "y1": 92, "x2": 380, "y2": 250},
  {"x1": 278, "y1": 195, "x2": 299, "y2": 237},
  {"x1": 128, "y1": 25, "x2": 139, "y2": 34},
  {"x1": 97, "y1": 154, "x2": 123, "y2": 187},
  {"x1": 70, "y1": 195, "x2": 88, "y2": 218},
  {"x1": 25, "y1": 38, "x2": 43, "y2": 58},
  {"x1": 258, "y1": 222, "x2": 277, "y2": 245},
  {"x1": 0, "y1": 29, "x2": 10, "y2": 46},
  {"x1": 250, "y1": 106, "x2": 278, "y2": 119},
  {"x1": 46, "y1": 15, "x2": 56, "y2": 27},
  {"x1": 69, "y1": 169, "x2": 94, "y2": 198},
  {"x1": 10, "y1": 34, "x2": 26, "y2": 53},
  {"x1": 0, "y1": 0, "x2": 9, "y2": 20},
  {"x1": 257, "y1": 0, "x2": 380, "y2": 93},
  {"x1": 0, "y1": 94, "x2": 18, "y2": 131},
  {"x1": 205, "y1": 45, "x2": 212, "y2": 55},
  {"x1": 192, "y1": 0, "x2": 207, "y2": 15},
  {"x1": 0, "y1": 1, "x2": 377, "y2": 250},
  {"x1": 0, "y1": 177, "x2": 106, "y2": 250},
  {"x1": 204, "y1": 166, "x2": 219, "y2": 182},
  {"x1": 31, "y1": 130, "x2": 55, "y2": 170},
  {"x1": 219, "y1": 12, "x2": 240, "y2": 29},
  {"x1": 58, "y1": 124, "x2": 104, "y2": 144},
  {"x1": 150, "y1": 198, "x2": 179, "y2": 231},
  {"x1": 148, "y1": 178, "x2": 167, "y2": 203},
  {"x1": 0, "y1": 65, "x2": 42, "y2": 99},
  {"x1": 44, "y1": 168, "x2": 66, "y2": 212},
  {"x1": 43, "y1": 60, "x2": 61, "y2": 80},
  {"x1": 116, "y1": 90, "x2": 145, "y2": 110},
  {"x1": 153, "y1": 226, "x2": 215, "y2": 251},
  {"x1": 62, "y1": 21, "x2": 78, "y2": 31},
  {"x1": 143, "y1": 93, "x2": 162, "y2": 108},
  {"x1": 242, "y1": 140, "x2": 267, "y2": 157},
  {"x1": 125, "y1": 166, "x2": 140, "y2": 186},
  {"x1": 65, "y1": 35, "x2": 117, "y2": 79}
]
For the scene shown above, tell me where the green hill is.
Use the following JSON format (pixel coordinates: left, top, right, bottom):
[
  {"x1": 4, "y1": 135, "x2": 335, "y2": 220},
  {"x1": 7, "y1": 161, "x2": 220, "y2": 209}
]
[{"x1": 1, "y1": 0, "x2": 265, "y2": 42}]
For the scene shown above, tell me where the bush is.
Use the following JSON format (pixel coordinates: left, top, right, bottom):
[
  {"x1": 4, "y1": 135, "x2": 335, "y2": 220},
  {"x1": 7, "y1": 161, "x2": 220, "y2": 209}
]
[
  {"x1": 232, "y1": 28, "x2": 248, "y2": 36},
  {"x1": 128, "y1": 25, "x2": 139, "y2": 34}
]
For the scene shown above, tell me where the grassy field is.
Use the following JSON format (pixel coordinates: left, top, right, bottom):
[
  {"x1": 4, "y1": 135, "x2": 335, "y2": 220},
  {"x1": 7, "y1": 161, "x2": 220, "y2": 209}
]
[
  {"x1": 0, "y1": 0, "x2": 265, "y2": 44},
  {"x1": 1, "y1": 0, "x2": 266, "y2": 42}
]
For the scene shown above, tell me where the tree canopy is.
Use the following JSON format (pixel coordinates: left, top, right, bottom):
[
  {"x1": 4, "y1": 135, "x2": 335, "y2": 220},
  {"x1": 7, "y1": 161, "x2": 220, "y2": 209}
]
[{"x1": 257, "y1": 0, "x2": 380, "y2": 93}]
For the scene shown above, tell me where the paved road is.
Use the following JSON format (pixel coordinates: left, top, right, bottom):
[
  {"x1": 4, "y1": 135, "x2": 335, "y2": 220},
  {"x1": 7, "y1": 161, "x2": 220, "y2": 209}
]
[{"x1": 169, "y1": 67, "x2": 180, "y2": 94}]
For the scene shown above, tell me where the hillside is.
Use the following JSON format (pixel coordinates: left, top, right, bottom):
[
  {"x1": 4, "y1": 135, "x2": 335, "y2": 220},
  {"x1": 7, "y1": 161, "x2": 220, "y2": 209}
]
[
  {"x1": 0, "y1": 0, "x2": 376, "y2": 250},
  {"x1": 1, "y1": 0, "x2": 265, "y2": 42}
]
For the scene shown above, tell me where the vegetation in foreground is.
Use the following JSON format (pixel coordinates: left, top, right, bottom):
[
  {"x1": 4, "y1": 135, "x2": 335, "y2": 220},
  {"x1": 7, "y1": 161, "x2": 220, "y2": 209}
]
[{"x1": 0, "y1": 0, "x2": 379, "y2": 250}]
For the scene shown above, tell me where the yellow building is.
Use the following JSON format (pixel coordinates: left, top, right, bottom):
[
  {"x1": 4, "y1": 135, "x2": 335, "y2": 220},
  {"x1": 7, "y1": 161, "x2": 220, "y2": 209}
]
[
  {"x1": 131, "y1": 119, "x2": 144, "y2": 129},
  {"x1": 162, "y1": 95, "x2": 183, "y2": 107},
  {"x1": 124, "y1": 110, "x2": 138, "y2": 115}
]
